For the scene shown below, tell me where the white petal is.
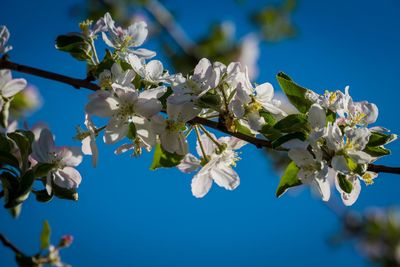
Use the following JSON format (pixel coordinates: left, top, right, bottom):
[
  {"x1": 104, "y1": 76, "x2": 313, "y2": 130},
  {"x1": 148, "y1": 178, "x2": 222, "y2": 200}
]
[
  {"x1": 312, "y1": 177, "x2": 331, "y2": 202},
  {"x1": 331, "y1": 155, "x2": 349, "y2": 173},
  {"x1": 210, "y1": 164, "x2": 240, "y2": 191},
  {"x1": 32, "y1": 128, "x2": 55, "y2": 163},
  {"x1": 247, "y1": 112, "x2": 265, "y2": 131},
  {"x1": 255, "y1": 82, "x2": 274, "y2": 102},
  {"x1": 288, "y1": 148, "x2": 314, "y2": 167},
  {"x1": 53, "y1": 167, "x2": 82, "y2": 189},
  {"x1": 58, "y1": 146, "x2": 83, "y2": 167},
  {"x1": 146, "y1": 60, "x2": 164, "y2": 81},
  {"x1": 1, "y1": 78, "x2": 27, "y2": 98},
  {"x1": 127, "y1": 21, "x2": 148, "y2": 47},
  {"x1": 308, "y1": 104, "x2": 326, "y2": 129},
  {"x1": 228, "y1": 99, "x2": 245, "y2": 119},
  {"x1": 103, "y1": 118, "x2": 129, "y2": 144},
  {"x1": 129, "y1": 48, "x2": 156, "y2": 59},
  {"x1": 140, "y1": 86, "x2": 167, "y2": 100},
  {"x1": 177, "y1": 153, "x2": 201, "y2": 173},
  {"x1": 85, "y1": 96, "x2": 118, "y2": 118},
  {"x1": 191, "y1": 170, "x2": 213, "y2": 198}
]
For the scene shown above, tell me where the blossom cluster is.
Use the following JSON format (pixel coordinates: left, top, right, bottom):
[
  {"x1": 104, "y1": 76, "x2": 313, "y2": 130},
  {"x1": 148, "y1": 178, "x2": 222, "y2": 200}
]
[
  {"x1": 60, "y1": 13, "x2": 396, "y2": 203},
  {"x1": 0, "y1": 12, "x2": 397, "y2": 211}
]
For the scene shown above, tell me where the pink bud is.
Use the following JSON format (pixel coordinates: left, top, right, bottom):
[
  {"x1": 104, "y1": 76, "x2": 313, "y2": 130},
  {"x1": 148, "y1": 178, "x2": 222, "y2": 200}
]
[{"x1": 59, "y1": 235, "x2": 74, "y2": 248}]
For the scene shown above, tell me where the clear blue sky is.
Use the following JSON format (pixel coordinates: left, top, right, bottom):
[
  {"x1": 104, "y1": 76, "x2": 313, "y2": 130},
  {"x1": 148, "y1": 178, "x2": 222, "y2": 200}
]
[{"x1": 1, "y1": 0, "x2": 400, "y2": 266}]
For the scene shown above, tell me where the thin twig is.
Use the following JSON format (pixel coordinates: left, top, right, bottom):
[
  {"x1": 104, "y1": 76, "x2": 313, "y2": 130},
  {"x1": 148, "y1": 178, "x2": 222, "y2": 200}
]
[
  {"x1": 0, "y1": 58, "x2": 399, "y2": 174},
  {"x1": 0, "y1": 233, "x2": 22, "y2": 255},
  {"x1": 144, "y1": 0, "x2": 196, "y2": 55}
]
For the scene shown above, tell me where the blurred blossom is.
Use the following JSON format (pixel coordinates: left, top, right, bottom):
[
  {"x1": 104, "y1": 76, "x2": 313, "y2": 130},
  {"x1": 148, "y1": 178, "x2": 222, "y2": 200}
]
[
  {"x1": 334, "y1": 208, "x2": 400, "y2": 266},
  {"x1": 238, "y1": 33, "x2": 260, "y2": 80}
]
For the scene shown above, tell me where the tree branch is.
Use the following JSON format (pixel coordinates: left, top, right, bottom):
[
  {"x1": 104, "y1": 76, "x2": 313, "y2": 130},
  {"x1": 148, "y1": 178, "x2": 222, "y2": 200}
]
[
  {"x1": 367, "y1": 164, "x2": 400, "y2": 174},
  {"x1": 0, "y1": 233, "x2": 22, "y2": 255},
  {"x1": 144, "y1": 0, "x2": 196, "y2": 56},
  {"x1": 0, "y1": 58, "x2": 399, "y2": 175}
]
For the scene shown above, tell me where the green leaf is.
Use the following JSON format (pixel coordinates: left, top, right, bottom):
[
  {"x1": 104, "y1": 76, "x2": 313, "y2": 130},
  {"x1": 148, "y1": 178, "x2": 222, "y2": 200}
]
[
  {"x1": 126, "y1": 122, "x2": 137, "y2": 140},
  {"x1": 55, "y1": 34, "x2": 92, "y2": 61},
  {"x1": 271, "y1": 132, "x2": 307, "y2": 149},
  {"x1": 276, "y1": 161, "x2": 302, "y2": 197},
  {"x1": 337, "y1": 173, "x2": 353, "y2": 194},
  {"x1": 52, "y1": 182, "x2": 79, "y2": 201},
  {"x1": 259, "y1": 110, "x2": 277, "y2": 125},
  {"x1": 364, "y1": 146, "x2": 391, "y2": 157},
  {"x1": 0, "y1": 133, "x2": 12, "y2": 151},
  {"x1": 197, "y1": 93, "x2": 222, "y2": 111},
  {"x1": 260, "y1": 124, "x2": 282, "y2": 140},
  {"x1": 33, "y1": 163, "x2": 56, "y2": 178},
  {"x1": 33, "y1": 189, "x2": 53, "y2": 203},
  {"x1": 92, "y1": 49, "x2": 115, "y2": 77},
  {"x1": 326, "y1": 110, "x2": 336, "y2": 124},
  {"x1": 40, "y1": 220, "x2": 51, "y2": 250},
  {"x1": 234, "y1": 120, "x2": 254, "y2": 137},
  {"x1": 7, "y1": 130, "x2": 34, "y2": 172},
  {"x1": 276, "y1": 72, "x2": 313, "y2": 113},
  {"x1": 150, "y1": 144, "x2": 184, "y2": 170},
  {"x1": 273, "y1": 113, "x2": 309, "y2": 133},
  {"x1": 368, "y1": 132, "x2": 397, "y2": 147},
  {"x1": 0, "y1": 150, "x2": 21, "y2": 170}
]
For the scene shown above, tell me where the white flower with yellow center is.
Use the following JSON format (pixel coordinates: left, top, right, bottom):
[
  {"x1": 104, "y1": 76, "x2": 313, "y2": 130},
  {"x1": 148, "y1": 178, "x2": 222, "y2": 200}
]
[
  {"x1": 85, "y1": 84, "x2": 166, "y2": 145},
  {"x1": 178, "y1": 133, "x2": 246, "y2": 198},
  {"x1": 32, "y1": 128, "x2": 83, "y2": 196}
]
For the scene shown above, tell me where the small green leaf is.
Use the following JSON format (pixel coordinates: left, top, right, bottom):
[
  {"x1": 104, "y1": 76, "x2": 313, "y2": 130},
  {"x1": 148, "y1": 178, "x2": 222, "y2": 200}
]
[
  {"x1": 0, "y1": 133, "x2": 12, "y2": 151},
  {"x1": 326, "y1": 110, "x2": 336, "y2": 124},
  {"x1": 364, "y1": 146, "x2": 391, "y2": 157},
  {"x1": 0, "y1": 150, "x2": 21, "y2": 170},
  {"x1": 197, "y1": 93, "x2": 222, "y2": 111},
  {"x1": 55, "y1": 34, "x2": 92, "y2": 61},
  {"x1": 234, "y1": 120, "x2": 254, "y2": 137},
  {"x1": 276, "y1": 161, "x2": 302, "y2": 197},
  {"x1": 276, "y1": 72, "x2": 313, "y2": 113},
  {"x1": 271, "y1": 132, "x2": 307, "y2": 149},
  {"x1": 273, "y1": 113, "x2": 309, "y2": 133},
  {"x1": 7, "y1": 130, "x2": 34, "y2": 172},
  {"x1": 150, "y1": 144, "x2": 184, "y2": 170},
  {"x1": 52, "y1": 182, "x2": 79, "y2": 201},
  {"x1": 126, "y1": 122, "x2": 137, "y2": 140},
  {"x1": 33, "y1": 190, "x2": 53, "y2": 203},
  {"x1": 337, "y1": 173, "x2": 353, "y2": 194},
  {"x1": 368, "y1": 132, "x2": 397, "y2": 147},
  {"x1": 40, "y1": 220, "x2": 51, "y2": 250},
  {"x1": 33, "y1": 163, "x2": 56, "y2": 178},
  {"x1": 260, "y1": 124, "x2": 282, "y2": 140},
  {"x1": 259, "y1": 110, "x2": 277, "y2": 125}
]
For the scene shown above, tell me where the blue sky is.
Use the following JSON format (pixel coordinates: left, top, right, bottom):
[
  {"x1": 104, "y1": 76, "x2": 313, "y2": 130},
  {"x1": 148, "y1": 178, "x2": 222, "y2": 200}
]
[{"x1": 1, "y1": 0, "x2": 400, "y2": 266}]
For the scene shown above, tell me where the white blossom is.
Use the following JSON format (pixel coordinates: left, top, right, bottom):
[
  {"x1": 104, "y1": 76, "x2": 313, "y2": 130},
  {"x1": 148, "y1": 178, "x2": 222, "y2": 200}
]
[
  {"x1": 85, "y1": 84, "x2": 166, "y2": 146},
  {"x1": 168, "y1": 58, "x2": 222, "y2": 105},
  {"x1": 178, "y1": 133, "x2": 246, "y2": 198},
  {"x1": 288, "y1": 146, "x2": 330, "y2": 201},
  {"x1": 229, "y1": 81, "x2": 286, "y2": 131},
  {"x1": 128, "y1": 54, "x2": 172, "y2": 85},
  {"x1": 98, "y1": 63, "x2": 135, "y2": 88},
  {"x1": 31, "y1": 128, "x2": 83, "y2": 195},
  {"x1": 152, "y1": 102, "x2": 200, "y2": 155},
  {"x1": 101, "y1": 12, "x2": 155, "y2": 58}
]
